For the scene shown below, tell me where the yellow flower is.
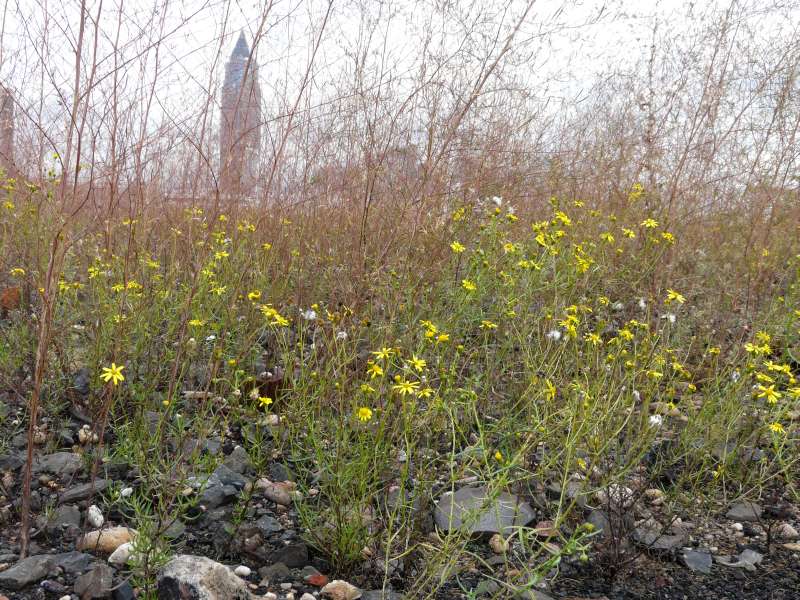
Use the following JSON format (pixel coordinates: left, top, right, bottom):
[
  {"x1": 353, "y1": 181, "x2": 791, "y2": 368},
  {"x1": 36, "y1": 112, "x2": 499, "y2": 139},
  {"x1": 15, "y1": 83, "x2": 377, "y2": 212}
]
[
  {"x1": 417, "y1": 387, "x2": 434, "y2": 398},
  {"x1": 544, "y1": 379, "x2": 556, "y2": 401},
  {"x1": 665, "y1": 289, "x2": 685, "y2": 305},
  {"x1": 755, "y1": 331, "x2": 771, "y2": 344},
  {"x1": 188, "y1": 318, "x2": 205, "y2": 327},
  {"x1": 357, "y1": 407, "x2": 373, "y2": 422},
  {"x1": 262, "y1": 242, "x2": 273, "y2": 251},
  {"x1": 372, "y1": 347, "x2": 394, "y2": 361},
  {"x1": 768, "y1": 422, "x2": 785, "y2": 435},
  {"x1": 600, "y1": 232, "x2": 615, "y2": 244},
  {"x1": 756, "y1": 384, "x2": 781, "y2": 404},
  {"x1": 450, "y1": 241, "x2": 466, "y2": 253},
  {"x1": 100, "y1": 363, "x2": 125, "y2": 386},
  {"x1": 584, "y1": 332, "x2": 602, "y2": 346},
  {"x1": 494, "y1": 450, "x2": 504, "y2": 463},
  {"x1": 641, "y1": 218, "x2": 659, "y2": 229},
  {"x1": 408, "y1": 355, "x2": 427, "y2": 372},
  {"x1": 248, "y1": 290, "x2": 262, "y2": 301},
  {"x1": 480, "y1": 320, "x2": 498, "y2": 330},
  {"x1": 9, "y1": 268, "x2": 25, "y2": 276},
  {"x1": 436, "y1": 333, "x2": 450, "y2": 344},
  {"x1": 367, "y1": 362, "x2": 384, "y2": 379},
  {"x1": 621, "y1": 228, "x2": 636, "y2": 239},
  {"x1": 661, "y1": 232, "x2": 675, "y2": 243},
  {"x1": 259, "y1": 396, "x2": 273, "y2": 410},
  {"x1": 392, "y1": 379, "x2": 420, "y2": 396},
  {"x1": 461, "y1": 279, "x2": 477, "y2": 292}
]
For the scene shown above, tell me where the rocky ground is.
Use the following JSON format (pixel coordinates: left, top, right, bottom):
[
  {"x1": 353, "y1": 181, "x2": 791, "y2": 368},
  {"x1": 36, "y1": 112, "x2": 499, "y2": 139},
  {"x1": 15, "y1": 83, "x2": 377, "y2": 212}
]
[{"x1": 1, "y1": 400, "x2": 800, "y2": 600}]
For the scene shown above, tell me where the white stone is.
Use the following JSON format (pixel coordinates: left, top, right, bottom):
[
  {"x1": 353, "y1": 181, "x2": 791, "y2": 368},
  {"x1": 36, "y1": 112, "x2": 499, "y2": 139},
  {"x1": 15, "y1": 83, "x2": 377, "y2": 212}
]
[
  {"x1": 87, "y1": 505, "x2": 104, "y2": 528},
  {"x1": 321, "y1": 580, "x2": 362, "y2": 600},
  {"x1": 234, "y1": 565, "x2": 252, "y2": 577},
  {"x1": 300, "y1": 594, "x2": 316, "y2": 600},
  {"x1": 263, "y1": 594, "x2": 278, "y2": 600},
  {"x1": 120, "y1": 487, "x2": 134, "y2": 498},
  {"x1": 778, "y1": 523, "x2": 799, "y2": 539},
  {"x1": 108, "y1": 542, "x2": 132, "y2": 567}
]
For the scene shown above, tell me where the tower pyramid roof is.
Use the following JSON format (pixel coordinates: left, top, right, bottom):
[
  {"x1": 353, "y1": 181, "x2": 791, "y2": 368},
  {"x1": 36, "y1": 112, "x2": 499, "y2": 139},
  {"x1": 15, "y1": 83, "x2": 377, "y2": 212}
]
[{"x1": 232, "y1": 31, "x2": 250, "y2": 59}]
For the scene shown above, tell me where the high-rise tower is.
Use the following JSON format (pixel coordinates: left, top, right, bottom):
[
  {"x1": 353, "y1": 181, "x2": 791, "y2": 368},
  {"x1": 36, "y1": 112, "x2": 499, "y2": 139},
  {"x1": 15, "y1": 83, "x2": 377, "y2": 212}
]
[
  {"x1": 0, "y1": 87, "x2": 14, "y2": 176},
  {"x1": 220, "y1": 32, "x2": 262, "y2": 198}
]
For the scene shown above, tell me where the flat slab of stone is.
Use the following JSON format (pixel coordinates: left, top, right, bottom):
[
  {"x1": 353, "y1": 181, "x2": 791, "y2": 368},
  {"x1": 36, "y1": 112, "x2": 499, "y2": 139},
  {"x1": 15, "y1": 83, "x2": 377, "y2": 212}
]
[
  {"x1": 32, "y1": 452, "x2": 83, "y2": 476},
  {"x1": 726, "y1": 501, "x2": 762, "y2": 522},
  {"x1": 0, "y1": 555, "x2": 53, "y2": 590},
  {"x1": 434, "y1": 485, "x2": 535, "y2": 534},
  {"x1": 59, "y1": 479, "x2": 110, "y2": 504},
  {"x1": 682, "y1": 549, "x2": 713, "y2": 574},
  {"x1": 632, "y1": 526, "x2": 688, "y2": 551}
]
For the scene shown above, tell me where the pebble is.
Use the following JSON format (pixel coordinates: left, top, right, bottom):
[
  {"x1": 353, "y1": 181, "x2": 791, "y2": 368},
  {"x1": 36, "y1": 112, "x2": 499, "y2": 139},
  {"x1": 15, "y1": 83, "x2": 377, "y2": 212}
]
[
  {"x1": 108, "y1": 543, "x2": 132, "y2": 567},
  {"x1": 778, "y1": 523, "x2": 799, "y2": 539},
  {"x1": 263, "y1": 594, "x2": 278, "y2": 600},
  {"x1": 300, "y1": 594, "x2": 316, "y2": 600},
  {"x1": 234, "y1": 565, "x2": 252, "y2": 577},
  {"x1": 321, "y1": 579, "x2": 362, "y2": 600},
  {"x1": 87, "y1": 505, "x2": 104, "y2": 528},
  {"x1": 731, "y1": 522, "x2": 743, "y2": 532},
  {"x1": 120, "y1": 487, "x2": 134, "y2": 498},
  {"x1": 489, "y1": 533, "x2": 508, "y2": 553}
]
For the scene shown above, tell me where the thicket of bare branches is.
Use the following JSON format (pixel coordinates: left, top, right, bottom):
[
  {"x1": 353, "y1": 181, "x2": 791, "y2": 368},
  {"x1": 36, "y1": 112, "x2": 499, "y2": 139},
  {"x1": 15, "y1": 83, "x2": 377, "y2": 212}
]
[{"x1": 0, "y1": 0, "x2": 798, "y2": 237}]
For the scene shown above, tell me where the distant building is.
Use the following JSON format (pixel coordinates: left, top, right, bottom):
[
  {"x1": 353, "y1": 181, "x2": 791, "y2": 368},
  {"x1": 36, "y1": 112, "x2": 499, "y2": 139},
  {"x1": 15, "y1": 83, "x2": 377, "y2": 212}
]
[
  {"x1": 219, "y1": 32, "x2": 262, "y2": 198},
  {"x1": 0, "y1": 87, "x2": 14, "y2": 176}
]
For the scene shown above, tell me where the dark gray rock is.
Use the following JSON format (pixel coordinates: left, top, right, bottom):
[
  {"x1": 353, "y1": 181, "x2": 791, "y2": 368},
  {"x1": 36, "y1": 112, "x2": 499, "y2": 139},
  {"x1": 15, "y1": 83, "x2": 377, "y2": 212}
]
[
  {"x1": 32, "y1": 452, "x2": 83, "y2": 476},
  {"x1": 362, "y1": 591, "x2": 406, "y2": 600},
  {"x1": 632, "y1": 526, "x2": 688, "y2": 551},
  {"x1": 113, "y1": 581, "x2": 136, "y2": 600},
  {"x1": 586, "y1": 510, "x2": 611, "y2": 537},
  {"x1": 0, "y1": 554, "x2": 54, "y2": 590},
  {"x1": 0, "y1": 452, "x2": 23, "y2": 471},
  {"x1": 268, "y1": 542, "x2": 308, "y2": 568},
  {"x1": 223, "y1": 446, "x2": 252, "y2": 475},
  {"x1": 52, "y1": 551, "x2": 93, "y2": 574},
  {"x1": 268, "y1": 462, "x2": 291, "y2": 482},
  {"x1": 682, "y1": 549, "x2": 713, "y2": 574},
  {"x1": 47, "y1": 504, "x2": 82, "y2": 534},
  {"x1": 157, "y1": 554, "x2": 254, "y2": 599},
  {"x1": 258, "y1": 562, "x2": 291, "y2": 583},
  {"x1": 433, "y1": 486, "x2": 535, "y2": 534},
  {"x1": 74, "y1": 563, "x2": 114, "y2": 598},
  {"x1": 726, "y1": 501, "x2": 762, "y2": 522},
  {"x1": 59, "y1": 479, "x2": 109, "y2": 504},
  {"x1": 73, "y1": 368, "x2": 91, "y2": 396},
  {"x1": 254, "y1": 515, "x2": 282, "y2": 536}
]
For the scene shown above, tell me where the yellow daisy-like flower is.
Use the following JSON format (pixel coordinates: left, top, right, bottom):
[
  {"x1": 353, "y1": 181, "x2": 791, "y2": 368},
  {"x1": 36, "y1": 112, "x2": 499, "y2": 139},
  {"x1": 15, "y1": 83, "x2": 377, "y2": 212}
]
[
  {"x1": 665, "y1": 289, "x2": 685, "y2": 305},
  {"x1": 392, "y1": 379, "x2": 420, "y2": 396},
  {"x1": 259, "y1": 396, "x2": 273, "y2": 410},
  {"x1": 357, "y1": 406, "x2": 373, "y2": 422},
  {"x1": 461, "y1": 279, "x2": 477, "y2": 292},
  {"x1": 367, "y1": 362, "x2": 384, "y2": 379},
  {"x1": 584, "y1": 332, "x2": 602, "y2": 346},
  {"x1": 641, "y1": 218, "x2": 659, "y2": 229},
  {"x1": 768, "y1": 422, "x2": 785, "y2": 435},
  {"x1": 756, "y1": 384, "x2": 781, "y2": 404},
  {"x1": 450, "y1": 241, "x2": 465, "y2": 253},
  {"x1": 100, "y1": 363, "x2": 125, "y2": 386},
  {"x1": 248, "y1": 290, "x2": 262, "y2": 301},
  {"x1": 9, "y1": 268, "x2": 25, "y2": 276},
  {"x1": 480, "y1": 320, "x2": 498, "y2": 330},
  {"x1": 494, "y1": 450, "x2": 504, "y2": 463},
  {"x1": 372, "y1": 347, "x2": 394, "y2": 361},
  {"x1": 188, "y1": 318, "x2": 205, "y2": 327},
  {"x1": 408, "y1": 355, "x2": 427, "y2": 372}
]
